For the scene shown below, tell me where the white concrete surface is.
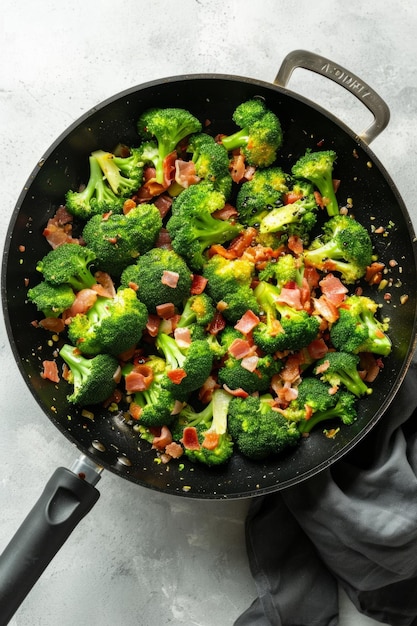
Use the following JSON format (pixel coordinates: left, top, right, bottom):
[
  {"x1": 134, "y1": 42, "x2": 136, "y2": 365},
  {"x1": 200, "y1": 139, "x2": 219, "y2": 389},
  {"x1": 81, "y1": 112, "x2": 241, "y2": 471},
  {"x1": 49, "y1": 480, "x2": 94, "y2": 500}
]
[{"x1": 1, "y1": 1, "x2": 416, "y2": 624}]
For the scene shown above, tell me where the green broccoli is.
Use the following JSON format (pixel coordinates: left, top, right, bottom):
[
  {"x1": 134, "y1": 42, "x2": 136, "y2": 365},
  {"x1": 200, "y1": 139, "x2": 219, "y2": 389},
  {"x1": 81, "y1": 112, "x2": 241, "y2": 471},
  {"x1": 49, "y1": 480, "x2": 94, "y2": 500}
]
[
  {"x1": 218, "y1": 350, "x2": 282, "y2": 395},
  {"x1": 137, "y1": 107, "x2": 202, "y2": 185},
  {"x1": 68, "y1": 287, "x2": 148, "y2": 356},
  {"x1": 65, "y1": 155, "x2": 125, "y2": 219},
  {"x1": 166, "y1": 182, "x2": 243, "y2": 271},
  {"x1": 36, "y1": 243, "x2": 97, "y2": 291},
  {"x1": 59, "y1": 343, "x2": 119, "y2": 405},
  {"x1": 279, "y1": 376, "x2": 340, "y2": 423},
  {"x1": 186, "y1": 132, "x2": 233, "y2": 198},
  {"x1": 291, "y1": 149, "x2": 339, "y2": 217},
  {"x1": 173, "y1": 389, "x2": 234, "y2": 466},
  {"x1": 81, "y1": 203, "x2": 162, "y2": 276},
  {"x1": 298, "y1": 389, "x2": 357, "y2": 434},
  {"x1": 177, "y1": 293, "x2": 216, "y2": 329},
  {"x1": 127, "y1": 355, "x2": 178, "y2": 428},
  {"x1": 202, "y1": 253, "x2": 260, "y2": 323},
  {"x1": 235, "y1": 167, "x2": 289, "y2": 227},
  {"x1": 155, "y1": 330, "x2": 214, "y2": 400},
  {"x1": 330, "y1": 294, "x2": 392, "y2": 357},
  {"x1": 27, "y1": 281, "x2": 76, "y2": 318},
  {"x1": 252, "y1": 280, "x2": 320, "y2": 354},
  {"x1": 92, "y1": 148, "x2": 144, "y2": 197},
  {"x1": 259, "y1": 181, "x2": 319, "y2": 240},
  {"x1": 228, "y1": 394, "x2": 300, "y2": 460},
  {"x1": 221, "y1": 99, "x2": 283, "y2": 167},
  {"x1": 303, "y1": 214, "x2": 373, "y2": 284},
  {"x1": 120, "y1": 247, "x2": 192, "y2": 313},
  {"x1": 258, "y1": 252, "x2": 304, "y2": 287},
  {"x1": 314, "y1": 351, "x2": 372, "y2": 397}
]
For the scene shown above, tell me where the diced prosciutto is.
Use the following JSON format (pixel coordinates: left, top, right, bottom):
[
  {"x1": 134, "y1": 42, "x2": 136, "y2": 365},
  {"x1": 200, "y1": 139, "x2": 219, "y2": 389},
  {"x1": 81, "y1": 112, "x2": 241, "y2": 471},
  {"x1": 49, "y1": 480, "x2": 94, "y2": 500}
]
[
  {"x1": 153, "y1": 193, "x2": 173, "y2": 218},
  {"x1": 175, "y1": 159, "x2": 200, "y2": 188},
  {"x1": 228, "y1": 338, "x2": 253, "y2": 360},
  {"x1": 43, "y1": 206, "x2": 79, "y2": 249},
  {"x1": 67, "y1": 289, "x2": 98, "y2": 317},
  {"x1": 125, "y1": 364, "x2": 154, "y2": 393},
  {"x1": 41, "y1": 360, "x2": 60, "y2": 383},
  {"x1": 161, "y1": 270, "x2": 180, "y2": 288},
  {"x1": 241, "y1": 355, "x2": 259, "y2": 372},
  {"x1": 164, "y1": 441, "x2": 184, "y2": 458},
  {"x1": 312, "y1": 296, "x2": 340, "y2": 324},
  {"x1": 182, "y1": 426, "x2": 200, "y2": 450},
  {"x1": 174, "y1": 327, "x2": 192, "y2": 348},
  {"x1": 319, "y1": 273, "x2": 348, "y2": 306},
  {"x1": 156, "y1": 302, "x2": 176, "y2": 319},
  {"x1": 152, "y1": 425, "x2": 173, "y2": 450},
  {"x1": 234, "y1": 310, "x2": 260, "y2": 334},
  {"x1": 276, "y1": 286, "x2": 303, "y2": 310},
  {"x1": 190, "y1": 274, "x2": 208, "y2": 295}
]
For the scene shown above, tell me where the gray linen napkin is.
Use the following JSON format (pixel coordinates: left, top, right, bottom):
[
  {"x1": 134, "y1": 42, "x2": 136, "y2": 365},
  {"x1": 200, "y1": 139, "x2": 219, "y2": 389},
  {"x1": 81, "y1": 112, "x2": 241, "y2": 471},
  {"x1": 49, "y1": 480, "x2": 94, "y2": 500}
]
[{"x1": 235, "y1": 358, "x2": 417, "y2": 626}]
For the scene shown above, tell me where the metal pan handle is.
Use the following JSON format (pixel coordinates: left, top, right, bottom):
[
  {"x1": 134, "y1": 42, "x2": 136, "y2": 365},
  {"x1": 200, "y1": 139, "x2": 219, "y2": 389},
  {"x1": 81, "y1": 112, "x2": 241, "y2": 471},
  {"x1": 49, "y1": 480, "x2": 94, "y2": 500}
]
[
  {"x1": 0, "y1": 457, "x2": 101, "y2": 624},
  {"x1": 274, "y1": 49, "x2": 390, "y2": 145}
]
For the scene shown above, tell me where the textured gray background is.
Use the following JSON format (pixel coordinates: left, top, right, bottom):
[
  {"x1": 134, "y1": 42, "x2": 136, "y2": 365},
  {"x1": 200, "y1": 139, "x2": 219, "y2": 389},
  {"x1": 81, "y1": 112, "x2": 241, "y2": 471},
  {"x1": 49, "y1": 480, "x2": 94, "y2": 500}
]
[{"x1": 1, "y1": 1, "x2": 416, "y2": 624}]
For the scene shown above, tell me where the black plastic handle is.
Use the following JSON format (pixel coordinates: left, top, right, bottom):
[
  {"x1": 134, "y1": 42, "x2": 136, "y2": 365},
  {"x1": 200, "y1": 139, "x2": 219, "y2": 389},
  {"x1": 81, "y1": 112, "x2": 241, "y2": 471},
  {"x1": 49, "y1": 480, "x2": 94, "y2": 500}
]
[{"x1": 0, "y1": 467, "x2": 100, "y2": 624}]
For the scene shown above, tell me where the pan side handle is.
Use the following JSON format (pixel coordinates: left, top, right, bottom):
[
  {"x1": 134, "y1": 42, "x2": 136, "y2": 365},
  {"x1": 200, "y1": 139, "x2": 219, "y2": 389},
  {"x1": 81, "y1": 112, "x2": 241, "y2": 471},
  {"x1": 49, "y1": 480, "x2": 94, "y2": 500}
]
[
  {"x1": 274, "y1": 49, "x2": 390, "y2": 145},
  {"x1": 0, "y1": 465, "x2": 100, "y2": 624}
]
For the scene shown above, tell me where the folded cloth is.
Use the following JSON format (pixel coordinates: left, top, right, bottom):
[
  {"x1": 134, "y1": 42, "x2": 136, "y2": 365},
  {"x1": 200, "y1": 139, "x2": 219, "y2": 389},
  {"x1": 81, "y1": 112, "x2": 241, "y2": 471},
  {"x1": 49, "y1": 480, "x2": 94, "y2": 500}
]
[{"x1": 235, "y1": 358, "x2": 417, "y2": 626}]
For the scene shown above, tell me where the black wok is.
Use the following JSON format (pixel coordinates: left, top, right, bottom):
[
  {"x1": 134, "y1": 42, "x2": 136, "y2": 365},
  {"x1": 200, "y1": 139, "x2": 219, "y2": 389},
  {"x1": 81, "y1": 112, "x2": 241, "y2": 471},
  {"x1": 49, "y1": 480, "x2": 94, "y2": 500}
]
[{"x1": 1, "y1": 50, "x2": 417, "y2": 621}]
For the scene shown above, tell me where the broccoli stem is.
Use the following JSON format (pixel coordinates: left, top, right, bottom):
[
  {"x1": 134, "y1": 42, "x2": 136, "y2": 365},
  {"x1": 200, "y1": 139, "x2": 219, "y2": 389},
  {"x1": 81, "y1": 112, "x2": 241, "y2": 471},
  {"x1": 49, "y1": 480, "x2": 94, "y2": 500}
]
[
  {"x1": 221, "y1": 128, "x2": 249, "y2": 152},
  {"x1": 156, "y1": 333, "x2": 186, "y2": 370}
]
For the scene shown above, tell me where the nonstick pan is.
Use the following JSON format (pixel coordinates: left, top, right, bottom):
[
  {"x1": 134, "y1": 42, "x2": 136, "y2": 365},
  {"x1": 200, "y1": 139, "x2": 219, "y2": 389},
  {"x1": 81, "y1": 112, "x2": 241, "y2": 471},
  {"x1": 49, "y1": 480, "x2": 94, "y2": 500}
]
[{"x1": 1, "y1": 50, "x2": 417, "y2": 621}]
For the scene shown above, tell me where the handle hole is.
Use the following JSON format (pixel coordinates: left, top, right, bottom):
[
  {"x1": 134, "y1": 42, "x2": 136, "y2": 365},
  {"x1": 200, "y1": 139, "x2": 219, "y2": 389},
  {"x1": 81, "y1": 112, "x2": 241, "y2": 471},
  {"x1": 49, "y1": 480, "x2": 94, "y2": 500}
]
[{"x1": 281, "y1": 68, "x2": 375, "y2": 139}]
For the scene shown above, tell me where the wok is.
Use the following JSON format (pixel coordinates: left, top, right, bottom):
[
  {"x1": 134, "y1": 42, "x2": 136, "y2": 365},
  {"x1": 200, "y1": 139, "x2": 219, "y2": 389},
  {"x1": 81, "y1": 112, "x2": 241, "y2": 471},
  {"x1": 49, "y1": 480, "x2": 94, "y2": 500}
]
[{"x1": 1, "y1": 50, "x2": 417, "y2": 621}]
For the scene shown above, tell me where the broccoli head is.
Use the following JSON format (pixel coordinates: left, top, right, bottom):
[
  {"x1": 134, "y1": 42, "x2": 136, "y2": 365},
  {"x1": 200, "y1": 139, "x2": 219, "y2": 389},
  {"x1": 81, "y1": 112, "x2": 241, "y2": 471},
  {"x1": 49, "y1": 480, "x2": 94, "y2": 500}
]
[
  {"x1": 228, "y1": 394, "x2": 300, "y2": 460},
  {"x1": 303, "y1": 214, "x2": 373, "y2": 284},
  {"x1": 120, "y1": 247, "x2": 192, "y2": 313},
  {"x1": 291, "y1": 149, "x2": 339, "y2": 217},
  {"x1": 166, "y1": 182, "x2": 243, "y2": 271},
  {"x1": 137, "y1": 107, "x2": 202, "y2": 185},
  {"x1": 27, "y1": 281, "x2": 75, "y2": 318},
  {"x1": 36, "y1": 243, "x2": 97, "y2": 291},
  {"x1": 65, "y1": 155, "x2": 125, "y2": 220},
  {"x1": 155, "y1": 330, "x2": 214, "y2": 401},
  {"x1": 218, "y1": 350, "x2": 282, "y2": 395},
  {"x1": 186, "y1": 132, "x2": 232, "y2": 198},
  {"x1": 235, "y1": 167, "x2": 289, "y2": 227},
  {"x1": 314, "y1": 350, "x2": 372, "y2": 397},
  {"x1": 330, "y1": 294, "x2": 392, "y2": 357},
  {"x1": 221, "y1": 99, "x2": 283, "y2": 167},
  {"x1": 298, "y1": 389, "x2": 357, "y2": 434},
  {"x1": 68, "y1": 287, "x2": 148, "y2": 356},
  {"x1": 252, "y1": 280, "x2": 320, "y2": 353},
  {"x1": 82, "y1": 202, "x2": 162, "y2": 276},
  {"x1": 258, "y1": 252, "x2": 304, "y2": 287},
  {"x1": 202, "y1": 253, "x2": 260, "y2": 323},
  {"x1": 59, "y1": 343, "x2": 119, "y2": 405},
  {"x1": 92, "y1": 148, "x2": 144, "y2": 197},
  {"x1": 173, "y1": 389, "x2": 234, "y2": 466},
  {"x1": 127, "y1": 355, "x2": 178, "y2": 428},
  {"x1": 177, "y1": 293, "x2": 216, "y2": 329}
]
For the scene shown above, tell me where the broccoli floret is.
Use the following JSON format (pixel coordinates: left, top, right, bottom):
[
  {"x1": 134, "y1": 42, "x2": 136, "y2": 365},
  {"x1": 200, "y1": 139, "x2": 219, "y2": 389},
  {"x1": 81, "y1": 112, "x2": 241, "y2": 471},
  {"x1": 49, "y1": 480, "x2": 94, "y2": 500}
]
[
  {"x1": 330, "y1": 294, "x2": 391, "y2": 356},
  {"x1": 59, "y1": 343, "x2": 119, "y2": 405},
  {"x1": 120, "y1": 247, "x2": 192, "y2": 313},
  {"x1": 228, "y1": 394, "x2": 300, "y2": 460},
  {"x1": 303, "y1": 214, "x2": 373, "y2": 284},
  {"x1": 314, "y1": 351, "x2": 372, "y2": 397},
  {"x1": 187, "y1": 133, "x2": 232, "y2": 198},
  {"x1": 27, "y1": 281, "x2": 75, "y2": 318},
  {"x1": 258, "y1": 252, "x2": 304, "y2": 287},
  {"x1": 177, "y1": 293, "x2": 216, "y2": 328},
  {"x1": 259, "y1": 182, "x2": 319, "y2": 240},
  {"x1": 235, "y1": 167, "x2": 289, "y2": 227},
  {"x1": 68, "y1": 287, "x2": 148, "y2": 356},
  {"x1": 127, "y1": 355, "x2": 178, "y2": 428},
  {"x1": 92, "y1": 148, "x2": 144, "y2": 197},
  {"x1": 298, "y1": 389, "x2": 357, "y2": 434},
  {"x1": 252, "y1": 280, "x2": 320, "y2": 354},
  {"x1": 82, "y1": 203, "x2": 162, "y2": 276},
  {"x1": 36, "y1": 243, "x2": 97, "y2": 291},
  {"x1": 65, "y1": 155, "x2": 125, "y2": 219},
  {"x1": 221, "y1": 99, "x2": 283, "y2": 167},
  {"x1": 218, "y1": 350, "x2": 282, "y2": 394},
  {"x1": 174, "y1": 389, "x2": 234, "y2": 466},
  {"x1": 280, "y1": 376, "x2": 340, "y2": 423},
  {"x1": 202, "y1": 254, "x2": 260, "y2": 323},
  {"x1": 291, "y1": 149, "x2": 339, "y2": 217},
  {"x1": 155, "y1": 331, "x2": 214, "y2": 400},
  {"x1": 137, "y1": 107, "x2": 202, "y2": 185},
  {"x1": 166, "y1": 182, "x2": 243, "y2": 271}
]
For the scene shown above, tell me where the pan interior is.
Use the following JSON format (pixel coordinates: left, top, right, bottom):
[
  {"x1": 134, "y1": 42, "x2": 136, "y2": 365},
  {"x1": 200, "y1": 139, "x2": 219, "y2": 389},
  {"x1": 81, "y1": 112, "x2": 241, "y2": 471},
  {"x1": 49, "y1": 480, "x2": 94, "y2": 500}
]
[{"x1": 3, "y1": 74, "x2": 417, "y2": 498}]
